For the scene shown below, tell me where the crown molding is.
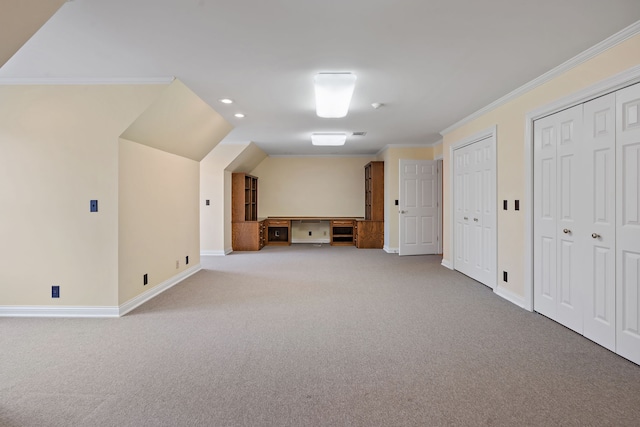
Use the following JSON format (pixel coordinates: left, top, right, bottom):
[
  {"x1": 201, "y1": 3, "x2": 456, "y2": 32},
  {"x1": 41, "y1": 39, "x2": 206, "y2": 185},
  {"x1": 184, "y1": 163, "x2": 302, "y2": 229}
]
[
  {"x1": 268, "y1": 154, "x2": 377, "y2": 158},
  {"x1": 0, "y1": 76, "x2": 175, "y2": 85},
  {"x1": 440, "y1": 20, "x2": 640, "y2": 136},
  {"x1": 376, "y1": 142, "x2": 437, "y2": 156}
]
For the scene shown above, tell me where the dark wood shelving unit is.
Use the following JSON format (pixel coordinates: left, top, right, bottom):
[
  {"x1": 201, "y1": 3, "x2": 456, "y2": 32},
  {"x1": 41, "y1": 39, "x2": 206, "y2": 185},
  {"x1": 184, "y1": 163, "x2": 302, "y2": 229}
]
[
  {"x1": 231, "y1": 173, "x2": 264, "y2": 251},
  {"x1": 357, "y1": 161, "x2": 384, "y2": 249}
]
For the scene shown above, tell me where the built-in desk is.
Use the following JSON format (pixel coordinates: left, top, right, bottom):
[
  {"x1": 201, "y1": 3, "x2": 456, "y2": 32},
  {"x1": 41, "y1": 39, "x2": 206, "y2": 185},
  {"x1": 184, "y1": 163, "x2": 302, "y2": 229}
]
[{"x1": 265, "y1": 217, "x2": 363, "y2": 246}]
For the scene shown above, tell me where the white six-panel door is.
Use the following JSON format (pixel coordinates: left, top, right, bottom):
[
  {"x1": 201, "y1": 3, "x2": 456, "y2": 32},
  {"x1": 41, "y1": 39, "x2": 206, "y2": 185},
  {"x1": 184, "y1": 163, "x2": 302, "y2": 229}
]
[
  {"x1": 533, "y1": 105, "x2": 583, "y2": 333},
  {"x1": 399, "y1": 160, "x2": 438, "y2": 256},
  {"x1": 616, "y1": 83, "x2": 640, "y2": 365}
]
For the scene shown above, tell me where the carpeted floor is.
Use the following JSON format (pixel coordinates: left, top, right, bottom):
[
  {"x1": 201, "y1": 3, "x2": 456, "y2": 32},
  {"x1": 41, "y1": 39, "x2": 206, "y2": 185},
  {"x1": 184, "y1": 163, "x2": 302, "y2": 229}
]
[{"x1": 1, "y1": 245, "x2": 639, "y2": 426}]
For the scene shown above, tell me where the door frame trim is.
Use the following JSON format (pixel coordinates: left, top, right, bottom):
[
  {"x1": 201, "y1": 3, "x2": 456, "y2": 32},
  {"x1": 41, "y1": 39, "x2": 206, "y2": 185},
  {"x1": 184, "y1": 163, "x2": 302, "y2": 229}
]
[
  {"x1": 446, "y1": 125, "x2": 497, "y2": 288},
  {"x1": 524, "y1": 64, "x2": 640, "y2": 312}
]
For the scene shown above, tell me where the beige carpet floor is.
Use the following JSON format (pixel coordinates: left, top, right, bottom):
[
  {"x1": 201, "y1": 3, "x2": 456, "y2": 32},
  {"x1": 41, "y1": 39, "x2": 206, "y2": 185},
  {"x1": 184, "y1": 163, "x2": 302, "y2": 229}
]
[{"x1": 1, "y1": 245, "x2": 639, "y2": 426}]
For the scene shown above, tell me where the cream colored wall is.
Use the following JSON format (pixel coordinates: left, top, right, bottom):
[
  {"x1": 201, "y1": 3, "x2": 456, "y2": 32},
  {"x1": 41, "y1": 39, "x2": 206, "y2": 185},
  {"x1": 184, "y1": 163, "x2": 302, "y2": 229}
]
[
  {"x1": 251, "y1": 156, "x2": 375, "y2": 217},
  {"x1": 291, "y1": 221, "x2": 331, "y2": 243},
  {"x1": 441, "y1": 33, "x2": 640, "y2": 299},
  {"x1": 376, "y1": 146, "x2": 434, "y2": 251},
  {"x1": 118, "y1": 139, "x2": 200, "y2": 305},
  {"x1": 200, "y1": 142, "x2": 267, "y2": 255},
  {"x1": 200, "y1": 144, "x2": 247, "y2": 255},
  {"x1": 0, "y1": 84, "x2": 165, "y2": 306}
]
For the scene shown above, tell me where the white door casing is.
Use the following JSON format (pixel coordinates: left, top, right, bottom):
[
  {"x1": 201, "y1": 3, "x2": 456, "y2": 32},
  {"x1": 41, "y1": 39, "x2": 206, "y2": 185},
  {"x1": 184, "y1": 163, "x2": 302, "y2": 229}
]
[
  {"x1": 399, "y1": 159, "x2": 438, "y2": 256},
  {"x1": 583, "y1": 93, "x2": 616, "y2": 351},
  {"x1": 616, "y1": 83, "x2": 640, "y2": 365}
]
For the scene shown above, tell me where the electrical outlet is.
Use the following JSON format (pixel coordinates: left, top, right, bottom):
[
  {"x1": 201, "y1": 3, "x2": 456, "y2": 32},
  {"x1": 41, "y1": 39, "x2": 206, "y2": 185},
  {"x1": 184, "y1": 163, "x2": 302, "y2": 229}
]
[
  {"x1": 515, "y1": 200, "x2": 520, "y2": 211},
  {"x1": 205, "y1": 200, "x2": 210, "y2": 206},
  {"x1": 90, "y1": 200, "x2": 98, "y2": 212},
  {"x1": 186, "y1": 255, "x2": 189, "y2": 265},
  {"x1": 503, "y1": 271, "x2": 508, "y2": 282},
  {"x1": 308, "y1": 231, "x2": 312, "y2": 236},
  {"x1": 503, "y1": 200, "x2": 508, "y2": 210},
  {"x1": 52, "y1": 285, "x2": 60, "y2": 298},
  {"x1": 143, "y1": 274, "x2": 148, "y2": 286}
]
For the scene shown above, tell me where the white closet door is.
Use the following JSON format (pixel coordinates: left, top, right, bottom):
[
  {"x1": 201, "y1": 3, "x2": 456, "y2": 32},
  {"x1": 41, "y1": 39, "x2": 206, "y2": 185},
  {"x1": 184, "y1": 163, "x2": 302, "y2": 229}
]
[
  {"x1": 453, "y1": 136, "x2": 496, "y2": 288},
  {"x1": 474, "y1": 137, "x2": 497, "y2": 288},
  {"x1": 616, "y1": 83, "x2": 640, "y2": 365},
  {"x1": 454, "y1": 147, "x2": 473, "y2": 277},
  {"x1": 534, "y1": 114, "x2": 558, "y2": 319},
  {"x1": 583, "y1": 93, "x2": 616, "y2": 351},
  {"x1": 534, "y1": 104, "x2": 583, "y2": 332}
]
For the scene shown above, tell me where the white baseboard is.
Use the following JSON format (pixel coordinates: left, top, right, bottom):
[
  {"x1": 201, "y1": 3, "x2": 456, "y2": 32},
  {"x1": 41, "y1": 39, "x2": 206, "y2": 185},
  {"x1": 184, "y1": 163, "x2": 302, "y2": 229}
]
[
  {"x1": 0, "y1": 305, "x2": 120, "y2": 317},
  {"x1": 494, "y1": 285, "x2": 527, "y2": 309},
  {"x1": 441, "y1": 258, "x2": 453, "y2": 270},
  {"x1": 201, "y1": 248, "x2": 232, "y2": 256},
  {"x1": 383, "y1": 246, "x2": 399, "y2": 254},
  {"x1": 119, "y1": 264, "x2": 202, "y2": 316},
  {"x1": 0, "y1": 265, "x2": 203, "y2": 318},
  {"x1": 291, "y1": 238, "x2": 330, "y2": 244}
]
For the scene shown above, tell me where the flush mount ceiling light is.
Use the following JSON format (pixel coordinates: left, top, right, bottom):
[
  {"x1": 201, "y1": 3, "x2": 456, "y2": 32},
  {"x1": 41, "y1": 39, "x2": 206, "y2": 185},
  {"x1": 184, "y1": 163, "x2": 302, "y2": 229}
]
[
  {"x1": 314, "y1": 73, "x2": 357, "y2": 118},
  {"x1": 234, "y1": 113, "x2": 245, "y2": 118},
  {"x1": 219, "y1": 98, "x2": 233, "y2": 104},
  {"x1": 311, "y1": 133, "x2": 347, "y2": 146}
]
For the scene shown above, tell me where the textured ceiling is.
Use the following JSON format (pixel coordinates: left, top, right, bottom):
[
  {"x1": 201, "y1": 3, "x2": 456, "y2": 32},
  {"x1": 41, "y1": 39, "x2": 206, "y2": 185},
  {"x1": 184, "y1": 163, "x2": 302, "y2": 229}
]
[{"x1": 2, "y1": 0, "x2": 640, "y2": 155}]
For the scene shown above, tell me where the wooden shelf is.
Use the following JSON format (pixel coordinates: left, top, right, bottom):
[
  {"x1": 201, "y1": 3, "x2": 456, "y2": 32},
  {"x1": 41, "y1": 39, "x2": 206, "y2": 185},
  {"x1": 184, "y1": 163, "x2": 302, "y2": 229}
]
[{"x1": 232, "y1": 173, "x2": 262, "y2": 251}]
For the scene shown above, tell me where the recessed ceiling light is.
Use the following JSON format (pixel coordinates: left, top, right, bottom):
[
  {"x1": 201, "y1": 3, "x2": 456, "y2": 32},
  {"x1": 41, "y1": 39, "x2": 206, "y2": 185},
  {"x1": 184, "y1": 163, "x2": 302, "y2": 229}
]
[
  {"x1": 234, "y1": 113, "x2": 245, "y2": 118},
  {"x1": 311, "y1": 133, "x2": 347, "y2": 146},
  {"x1": 314, "y1": 73, "x2": 357, "y2": 118},
  {"x1": 219, "y1": 98, "x2": 233, "y2": 104}
]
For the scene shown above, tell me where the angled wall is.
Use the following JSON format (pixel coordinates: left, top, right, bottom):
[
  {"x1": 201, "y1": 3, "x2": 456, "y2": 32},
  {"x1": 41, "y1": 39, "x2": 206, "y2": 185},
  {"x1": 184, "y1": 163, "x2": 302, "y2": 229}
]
[{"x1": 0, "y1": 84, "x2": 165, "y2": 309}]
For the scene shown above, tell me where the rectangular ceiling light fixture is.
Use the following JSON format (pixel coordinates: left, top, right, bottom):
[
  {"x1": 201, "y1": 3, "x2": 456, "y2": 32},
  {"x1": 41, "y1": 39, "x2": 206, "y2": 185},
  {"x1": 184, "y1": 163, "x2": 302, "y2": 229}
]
[
  {"x1": 311, "y1": 133, "x2": 347, "y2": 146},
  {"x1": 314, "y1": 73, "x2": 357, "y2": 118}
]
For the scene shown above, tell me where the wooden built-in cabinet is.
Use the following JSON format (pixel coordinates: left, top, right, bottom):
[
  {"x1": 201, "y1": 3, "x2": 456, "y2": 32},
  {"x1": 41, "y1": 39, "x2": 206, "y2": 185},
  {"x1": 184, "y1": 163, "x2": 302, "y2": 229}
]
[
  {"x1": 355, "y1": 220, "x2": 383, "y2": 249},
  {"x1": 365, "y1": 161, "x2": 384, "y2": 221},
  {"x1": 231, "y1": 173, "x2": 263, "y2": 251},
  {"x1": 232, "y1": 220, "x2": 265, "y2": 251},
  {"x1": 331, "y1": 219, "x2": 355, "y2": 246},
  {"x1": 231, "y1": 162, "x2": 384, "y2": 250},
  {"x1": 358, "y1": 161, "x2": 384, "y2": 248},
  {"x1": 266, "y1": 219, "x2": 291, "y2": 245}
]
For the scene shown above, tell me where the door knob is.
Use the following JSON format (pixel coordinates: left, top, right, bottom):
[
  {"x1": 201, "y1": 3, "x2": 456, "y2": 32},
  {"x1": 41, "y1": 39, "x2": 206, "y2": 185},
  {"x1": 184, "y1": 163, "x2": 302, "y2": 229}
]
[
  {"x1": 464, "y1": 216, "x2": 468, "y2": 220},
  {"x1": 400, "y1": 210, "x2": 407, "y2": 214},
  {"x1": 473, "y1": 218, "x2": 478, "y2": 222},
  {"x1": 563, "y1": 229, "x2": 571, "y2": 234},
  {"x1": 592, "y1": 233, "x2": 600, "y2": 239}
]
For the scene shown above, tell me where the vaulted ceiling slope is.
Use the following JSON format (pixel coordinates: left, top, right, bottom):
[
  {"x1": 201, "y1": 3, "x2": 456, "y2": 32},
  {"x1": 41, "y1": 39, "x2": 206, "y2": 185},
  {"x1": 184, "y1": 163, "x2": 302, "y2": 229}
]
[
  {"x1": 2, "y1": 1, "x2": 640, "y2": 155},
  {"x1": 0, "y1": 0, "x2": 65, "y2": 68}
]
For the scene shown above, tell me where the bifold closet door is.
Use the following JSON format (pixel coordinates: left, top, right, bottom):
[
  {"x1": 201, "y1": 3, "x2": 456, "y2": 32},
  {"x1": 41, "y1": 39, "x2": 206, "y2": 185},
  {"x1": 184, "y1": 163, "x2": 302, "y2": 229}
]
[
  {"x1": 616, "y1": 83, "x2": 640, "y2": 365},
  {"x1": 533, "y1": 105, "x2": 583, "y2": 333},
  {"x1": 453, "y1": 137, "x2": 496, "y2": 288},
  {"x1": 582, "y1": 93, "x2": 616, "y2": 351}
]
